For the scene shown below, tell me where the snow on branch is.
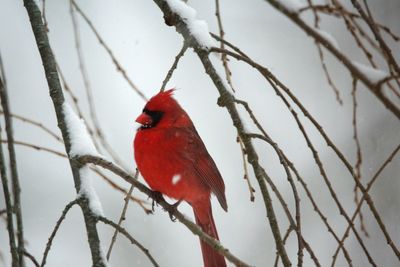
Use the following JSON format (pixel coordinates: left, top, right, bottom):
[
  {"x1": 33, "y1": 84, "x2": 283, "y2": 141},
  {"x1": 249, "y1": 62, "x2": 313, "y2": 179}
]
[
  {"x1": 352, "y1": 62, "x2": 389, "y2": 84},
  {"x1": 62, "y1": 102, "x2": 100, "y2": 157},
  {"x1": 63, "y1": 103, "x2": 104, "y2": 216},
  {"x1": 165, "y1": 0, "x2": 216, "y2": 49},
  {"x1": 78, "y1": 166, "x2": 105, "y2": 217},
  {"x1": 314, "y1": 29, "x2": 340, "y2": 51}
]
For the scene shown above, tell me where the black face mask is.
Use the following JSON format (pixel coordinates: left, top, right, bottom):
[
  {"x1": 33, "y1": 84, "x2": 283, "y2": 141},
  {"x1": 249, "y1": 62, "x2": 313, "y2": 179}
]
[{"x1": 140, "y1": 108, "x2": 164, "y2": 129}]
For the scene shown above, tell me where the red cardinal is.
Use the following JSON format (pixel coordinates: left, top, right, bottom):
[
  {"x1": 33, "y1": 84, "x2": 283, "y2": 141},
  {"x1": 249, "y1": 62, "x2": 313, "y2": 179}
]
[{"x1": 134, "y1": 89, "x2": 227, "y2": 267}]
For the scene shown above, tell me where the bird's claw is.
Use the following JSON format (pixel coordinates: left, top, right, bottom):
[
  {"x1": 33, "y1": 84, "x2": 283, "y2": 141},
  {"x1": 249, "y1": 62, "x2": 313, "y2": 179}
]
[
  {"x1": 148, "y1": 191, "x2": 165, "y2": 212},
  {"x1": 167, "y1": 199, "x2": 182, "y2": 222},
  {"x1": 148, "y1": 191, "x2": 181, "y2": 221}
]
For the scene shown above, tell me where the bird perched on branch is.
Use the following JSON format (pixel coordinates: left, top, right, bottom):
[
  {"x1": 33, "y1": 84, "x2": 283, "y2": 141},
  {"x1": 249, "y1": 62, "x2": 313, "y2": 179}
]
[{"x1": 134, "y1": 89, "x2": 227, "y2": 267}]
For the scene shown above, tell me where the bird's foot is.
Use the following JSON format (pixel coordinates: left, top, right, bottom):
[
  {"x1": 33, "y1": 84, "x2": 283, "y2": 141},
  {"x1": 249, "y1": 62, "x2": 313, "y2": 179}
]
[
  {"x1": 166, "y1": 199, "x2": 182, "y2": 222},
  {"x1": 148, "y1": 191, "x2": 165, "y2": 212}
]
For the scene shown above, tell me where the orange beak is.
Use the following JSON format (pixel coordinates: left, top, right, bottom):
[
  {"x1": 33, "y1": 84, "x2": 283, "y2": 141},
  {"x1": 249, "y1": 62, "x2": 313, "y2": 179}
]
[{"x1": 135, "y1": 112, "x2": 152, "y2": 126}]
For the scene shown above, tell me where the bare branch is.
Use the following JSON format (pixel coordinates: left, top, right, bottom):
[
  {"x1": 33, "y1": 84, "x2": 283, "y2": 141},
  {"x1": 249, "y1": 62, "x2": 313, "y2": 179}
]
[
  {"x1": 99, "y1": 216, "x2": 160, "y2": 267},
  {"x1": 351, "y1": 79, "x2": 368, "y2": 237},
  {"x1": 215, "y1": 0, "x2": 235, "y2": 92},
  {"x1": 0, "y1": 111, "x2": 62, "y2": 142},
  {"x1": 71, "y1": 0, "x2": 148, "y2": 101},
  {"x1": 22, "y1": 250, "x2": 40, "y2": 267},
  {"x1": 350, "y1": 0, "x2": 400, "y2": 77},
  {"x1": 40, "y1": 199, "x2": 79, "y2": 267},
  {"x1": 106, "y1": 171, "x2": 138, "y2": 259},
  {"x1": 235, "y1": 98, "x2": 352, "y2": 266},
  {"x1": 160, "y1": 42, "x2": 188, "y2": 92},
  {"x1": 23, "y1": 1, "x2": 108, "y2": 265},
  {"x1": 236, "y1": 136, "x2": 255, "y2": 202},
  {"x1": 332, "y1": 143, "x2": 400, "y2": 266},
  {"x1": 262, "y1": 0, "x2": 400, "y2": 119},
  {"x1": 0, "y1": 122, "x2": 19, "y2": 267},
  {"x1": 0, "y1": 58, "x2": 26, "y2": 267}
]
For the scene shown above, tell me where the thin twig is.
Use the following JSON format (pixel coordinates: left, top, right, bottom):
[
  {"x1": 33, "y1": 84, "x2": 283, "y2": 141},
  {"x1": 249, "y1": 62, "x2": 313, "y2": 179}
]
[
  {"x1": 236, "y1": 135, "x2": 255, "y2": 202},
  {"x1": 211, "y1": 46, "x2": 400, "y2": 260},
  {"x1": 215, "y1": 0, "x2": 235, "y2": 92},
  {"x1": 160, "y1": 42, "x2": 188, "y2": 92},
  {"x1": 2, "y1": 136, "x2": 151, "y2": 214},
  {"x1": 2, "y1": 139, "x2": 151, "y2": 213},
  {"x1": 212, "y1": 47, "x2": 374, "y2": 264},
  {"x1": 99, "y1": 216, "x2": 159, "y2": 267},
  {"x1": 71, "y1": 0, "x2": 148, "y2": 101},
  {"x1": 331, "y1": 143, "x2": 400, "y2": 266},
  {"x1": 93, "y1": 167, "x2": 151, "y2": 214},
  {"x1": 351, "y1": 79, "x2": 368, "y2": 237},
  {"x1": 0, "y1": 111, "x2": 62, "y2": 142},
  {"x1": 0, "y1": 122, "x2": 19, "y2": 267},
  {"x1": 22, "y1": 250, "x2": 40, "y2": 267},
  {"x1": 350, "y1": 0, "x2": 400, "y2": 77},
  {"x1": 0, "y1": 62, "x2": 26, "y2": 267},
  {"x1": 235, "y1": 98, "x2": 351, "y2": 266},
  {"x1": 106, "y1": 171, "x2": 138, "y2": 259},
  {"x1": 40, "y1": 199, "x2": 79, "y2": 267},
  {"x1": 1, "y1": 140, "x2": 66, "y2": 158},
  {"x1": 41, "y1": 0, "x2": 48, "y2": 32},
  {"x1": 262, "y1": 0, "x2": 400, "y2": 119}
]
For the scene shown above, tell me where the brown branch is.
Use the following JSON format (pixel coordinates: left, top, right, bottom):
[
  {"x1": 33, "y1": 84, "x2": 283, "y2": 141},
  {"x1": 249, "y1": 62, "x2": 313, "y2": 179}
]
[
  {"x1": 1, "y1": 140, "x2": 66, "y2": 158},
  {"x1": 106, "y1": 172, "x2": 138, "y2": 259},
  {"x1": 78, "y1": 155, "x2": 252, "y2": 267},
  {"x1": 40, "y1": 199, "x2": 79, "y2": 267},
  {"x1": 212, "y1": 47, "x2": 374, "y2": 264},
  {"x1": 331, "y1": 143, "x2": 400, "y2": 266},
  {"x1": 235, "y1": 98, "x2": 352, "y2": 266},
  {"x1": 0, "y1": 111, "x2": 62, "y2": 142},
  {"x1": 99, "y1": 216, "x2": 160, "y2": 267},
  {"x1": 71, "y1": 0, "x2": 148, "y2": 101},
  {"x1": 22, "y1": 250, "x2": 40, "y2": 267},
  {"x1": 69, "y1": 1, "x2": 129, "y2": 170},
  {"x1": 92, "y1": 167, "x2": 151, "y2": 214},
  {"x1": 236, "y1": 135, "x2": 255, "y2": 202},
  {"x1": 215, "y1": 0, "x2": 235, "y2": 92},
  {"x1": 262, "y1": 0, "x2": 400, "y2": 119},
  {"x1": 2, "y1": 139, "x2": 151, "y2": 213},
  {"x1": 306, "y1": 0, "x2": 342, "y2": 105},
  {"x1": 350, "y1": 0, "x2": 400, "y2": 77},
  {"x1": 351, "y1": 79, "x2": 368, "y2": 237},
  {"x1": 23, "y1": 0, "x2": 107, "y2": 265},
  {"x1": 211, "y1": 46, "x2": 400, "y2": 260},
  {"x1": 0, "y1": 122, "x2": 19, "y2": 267},
  {"x1": 274, "y1": 227, "x2": 294, "y2": 267},
  {"x1": 0, "y1": 62, "x2": 26, "y2": 267},
  {"x1": 160, "y1": 42, "x2": 188, "y2": 92}
]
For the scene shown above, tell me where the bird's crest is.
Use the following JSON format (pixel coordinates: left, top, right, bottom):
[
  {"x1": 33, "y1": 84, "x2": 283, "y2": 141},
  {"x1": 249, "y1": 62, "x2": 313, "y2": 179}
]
[{"x1": 145, "y1": 89, "x2": 176, "y2": 110}]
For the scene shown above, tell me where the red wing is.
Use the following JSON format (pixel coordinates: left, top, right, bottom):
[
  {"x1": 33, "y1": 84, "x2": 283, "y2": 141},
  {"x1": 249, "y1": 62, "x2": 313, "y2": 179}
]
[{"x1": 178, "y1": 127, "x2": 228, "y2": 211}]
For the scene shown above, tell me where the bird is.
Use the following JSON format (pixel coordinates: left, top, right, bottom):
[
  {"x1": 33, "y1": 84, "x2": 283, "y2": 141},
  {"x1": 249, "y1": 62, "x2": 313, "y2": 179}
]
[{"x1": 134, "y1": 89, "x2": 227, "y2": 267}]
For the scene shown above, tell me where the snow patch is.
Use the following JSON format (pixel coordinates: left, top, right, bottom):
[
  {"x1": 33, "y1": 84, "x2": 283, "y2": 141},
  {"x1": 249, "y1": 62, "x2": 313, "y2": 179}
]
[
  {"x1": 63, "y1": 103, "x2": 100, "y2": 157},
  {"x1": 100, "y1": 247, "x2": 111, "y2": 267},
  {"x1": 172, "y1": 174, "x2": 182, "y2": 185},
  {"x1": 314, "y1": 29, "x2": 340, "y2": 51},
  {"x1": 77, "y1": 166, "x2": 104, "y2": 217},
  {"x1": 166, "y1": 0, "x2": 216, "y2": 49},
  {"x1": 352, "y1": 61, "x2": 389, "y2": 84}
]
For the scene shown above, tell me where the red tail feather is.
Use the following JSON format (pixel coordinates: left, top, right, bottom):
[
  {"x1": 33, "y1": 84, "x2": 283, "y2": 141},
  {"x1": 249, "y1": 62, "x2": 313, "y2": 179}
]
[{"x1": 193, "y1": 201, "x2": 227, "y2": 267}]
